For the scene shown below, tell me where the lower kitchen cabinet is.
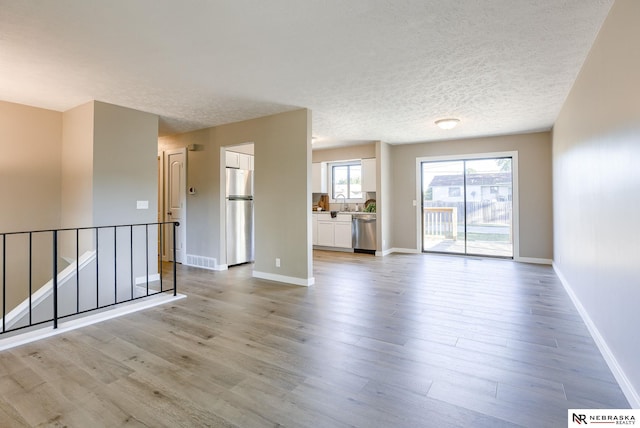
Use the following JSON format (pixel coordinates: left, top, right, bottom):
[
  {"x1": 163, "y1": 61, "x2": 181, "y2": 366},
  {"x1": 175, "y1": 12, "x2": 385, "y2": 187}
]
[
  {"x1": 333, "y1": 222, "x2": 352, "y2": 248},
  {"x1": 317, "y1": 221, "x2": 335, "y2": 246},
  {"x1": 315, "y1": 213, "x2": 352, "y2": 249}
]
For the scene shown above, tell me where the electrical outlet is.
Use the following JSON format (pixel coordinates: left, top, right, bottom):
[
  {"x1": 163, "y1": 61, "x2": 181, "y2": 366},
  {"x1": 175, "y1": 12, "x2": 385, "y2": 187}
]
[{"x1": 275, "y1": 258, "x2": 281, "y2": 268}]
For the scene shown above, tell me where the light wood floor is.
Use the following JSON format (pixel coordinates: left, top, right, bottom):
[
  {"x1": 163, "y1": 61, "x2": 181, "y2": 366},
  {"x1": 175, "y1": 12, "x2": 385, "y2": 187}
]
[{"x1": 0, "y1": 251, "x2": 629, "y2": 427}]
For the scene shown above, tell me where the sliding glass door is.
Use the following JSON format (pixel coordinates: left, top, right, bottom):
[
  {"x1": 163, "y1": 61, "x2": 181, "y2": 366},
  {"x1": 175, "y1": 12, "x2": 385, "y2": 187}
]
[
  {"x1": 422, "y1": 160, "x2": 466, "y2": 254},
  {"x1": 422, "y1": 157, "x2": 513, "y2": 257}
]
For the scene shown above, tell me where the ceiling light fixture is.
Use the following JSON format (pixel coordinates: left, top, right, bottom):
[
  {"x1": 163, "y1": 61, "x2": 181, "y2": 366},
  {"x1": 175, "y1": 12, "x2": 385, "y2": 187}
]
[{"x1": 435, "y1": 118, "x2": 460, "y2": 130}]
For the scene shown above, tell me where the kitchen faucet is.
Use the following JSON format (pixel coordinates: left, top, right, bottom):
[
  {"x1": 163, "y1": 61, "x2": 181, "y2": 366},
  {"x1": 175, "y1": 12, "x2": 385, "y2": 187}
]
[{"x1": 336, "y1": 194, "x2": 347, "y2": 211}]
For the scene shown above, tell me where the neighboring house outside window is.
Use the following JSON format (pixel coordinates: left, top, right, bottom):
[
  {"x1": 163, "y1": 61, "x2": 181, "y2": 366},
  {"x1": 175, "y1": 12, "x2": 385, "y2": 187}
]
[
  {"x1": 429, "y1": 172, "x2": 511, "y2": 203},
  {"x1": 331, "y1": 161, "x2": 362, "y2": 200}
]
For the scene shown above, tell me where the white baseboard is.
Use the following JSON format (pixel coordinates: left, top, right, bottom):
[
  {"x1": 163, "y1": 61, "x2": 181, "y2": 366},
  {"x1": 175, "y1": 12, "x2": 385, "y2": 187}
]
[
  {"x1": 135, "y1": 273, "x2": 161, "y2": 285},
  {"x1": 553, "y1": 262, "x2": 640, "y2": 408},
  {"x1": 252, "y1": 271, "x2": 314, "y2": 287},
  {"x1": 515, "y1": 256, "x2": 553, "y2": 265},
  {"x1": 375, "y1": 248, "x2": 394, "y2": 256},
  {"x1": 0, "y1": 293, "x2": 186, "y2": 352},
  {"x1": 312, "y1": 246, "x2": 353, "y2": 253},
  {"x1": 389, "y1": 247, "x2": 420, "y2": 254}
]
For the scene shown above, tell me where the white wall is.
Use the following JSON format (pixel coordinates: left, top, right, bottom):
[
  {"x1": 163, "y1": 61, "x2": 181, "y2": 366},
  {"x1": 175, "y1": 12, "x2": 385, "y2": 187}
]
[{"x1": 553, "y1": 0, "x2": 640, "y2": 406}]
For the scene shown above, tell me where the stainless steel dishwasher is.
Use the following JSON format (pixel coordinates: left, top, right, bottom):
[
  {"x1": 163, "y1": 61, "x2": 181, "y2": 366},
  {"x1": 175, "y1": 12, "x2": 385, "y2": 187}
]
[{"x1": 352, "y1": 214, "x2": 376, "y2": 254}]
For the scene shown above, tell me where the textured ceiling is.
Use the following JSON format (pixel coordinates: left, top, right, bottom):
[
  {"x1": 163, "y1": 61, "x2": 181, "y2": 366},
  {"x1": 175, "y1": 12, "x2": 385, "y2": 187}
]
[{"x1": 0, "y1": 0, "x2": 613, "y2": 148}]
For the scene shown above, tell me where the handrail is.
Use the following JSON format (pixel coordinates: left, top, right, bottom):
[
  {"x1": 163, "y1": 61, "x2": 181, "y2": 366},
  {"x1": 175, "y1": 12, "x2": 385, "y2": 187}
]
[
  {"x1": 424, "y1": 207, "x2": 458, "y2": 240},
  {"x1": 0, "y1": 221, "x2": 179, "y2": 336},
  {"x1": 0, "y1": 222, "x2": 179, "y2": 236}
]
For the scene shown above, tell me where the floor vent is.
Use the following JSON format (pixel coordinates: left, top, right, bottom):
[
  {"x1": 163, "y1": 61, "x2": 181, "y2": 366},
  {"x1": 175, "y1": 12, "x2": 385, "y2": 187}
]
[{"x1": 186, "y1": 254, "x2": 218, "y2": 270}]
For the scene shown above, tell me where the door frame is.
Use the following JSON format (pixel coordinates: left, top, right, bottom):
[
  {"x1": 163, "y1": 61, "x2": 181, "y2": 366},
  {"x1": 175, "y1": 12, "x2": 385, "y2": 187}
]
[
  {"x1": 162, "y1": 147, "x2": 187, "y2": 263},
  {"x1": 415, "y1": 151, "x2": 519, "y2": 259}
]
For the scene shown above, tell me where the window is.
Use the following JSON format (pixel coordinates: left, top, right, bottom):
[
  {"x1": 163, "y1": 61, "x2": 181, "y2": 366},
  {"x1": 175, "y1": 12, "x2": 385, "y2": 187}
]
[
  {"x1": 332, "y1": 162, "x2": 362, "y2": 199},
  {"x1": 448, "y1": 187, "x2": 461, "y2": 197}
]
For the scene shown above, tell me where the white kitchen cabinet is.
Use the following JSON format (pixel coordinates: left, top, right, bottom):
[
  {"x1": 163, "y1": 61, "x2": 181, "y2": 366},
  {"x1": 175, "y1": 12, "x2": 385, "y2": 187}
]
[
  {"x1": 225, "y1": 151, "x2": 240, "y2": 168},
  {"x1": 317, "y1": 221, "x2": 335, "y2": 246},
  {"x1": 315, "y1": 213, "x2": 352, "y2": 248},
  {"x1": 333, "y1": 221, "x2": 353, "y2": 248},
  {"x1": 226, "y1": 151, "x2": 253, "y2": 170},
  {"x1": 312, "y1": 213, "x2": 318, "y2": 245},
  {"x1": 362, "y1": 158, "x2": 377, "y2": 192},
  {"x1": 312, "y1": 162, "x2": 327, "y2": 193},
  {"x1": 239, "y1": 153, "x2": 252, "y2": 170}
]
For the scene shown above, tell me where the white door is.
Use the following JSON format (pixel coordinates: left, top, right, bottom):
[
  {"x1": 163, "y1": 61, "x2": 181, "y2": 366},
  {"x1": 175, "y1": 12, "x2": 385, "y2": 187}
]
[{"x1": 164, "y1": 149, "x2": 186, "y2": 263}]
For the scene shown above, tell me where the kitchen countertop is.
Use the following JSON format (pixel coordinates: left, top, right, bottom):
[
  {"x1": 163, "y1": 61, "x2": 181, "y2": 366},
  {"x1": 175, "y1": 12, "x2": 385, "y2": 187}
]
[{"x1": 312, "y1": 211, "x2": 376, "y2": 216}]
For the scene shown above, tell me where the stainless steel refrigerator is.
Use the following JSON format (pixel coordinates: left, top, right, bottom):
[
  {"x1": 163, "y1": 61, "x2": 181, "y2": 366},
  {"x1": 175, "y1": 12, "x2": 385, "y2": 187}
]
[{"x1": 226, "y1": 168, "x2": 254, "y2": 266}]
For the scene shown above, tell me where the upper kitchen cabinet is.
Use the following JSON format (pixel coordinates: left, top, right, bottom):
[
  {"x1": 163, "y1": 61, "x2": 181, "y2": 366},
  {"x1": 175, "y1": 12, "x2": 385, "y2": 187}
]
[
  {"x1": 362, "y1": 158, "x2": 377, "y2": 192},
  {"x1": 312, "y1": 162, "x2": 327, "y2": 193},
  {"x1": 239, "y1": 153, "x2": 251, "y2": 170},
  {"x1": 226, "y1": 150, "x2": 254, "y2": 170},
  {"x1": 226, "y1": 151, "x2": 240, "y2": 168}
]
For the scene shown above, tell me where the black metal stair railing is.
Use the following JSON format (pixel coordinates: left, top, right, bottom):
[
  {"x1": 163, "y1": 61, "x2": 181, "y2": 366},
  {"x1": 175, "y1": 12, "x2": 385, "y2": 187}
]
[{"x1": 0, "y1": 221, "x2": 179, "y2": 336}]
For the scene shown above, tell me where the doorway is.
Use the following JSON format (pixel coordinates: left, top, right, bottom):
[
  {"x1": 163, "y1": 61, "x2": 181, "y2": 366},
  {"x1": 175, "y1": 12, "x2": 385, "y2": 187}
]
[{"x1": 421, "y1": 154, "x2": 515, "y2": 258}]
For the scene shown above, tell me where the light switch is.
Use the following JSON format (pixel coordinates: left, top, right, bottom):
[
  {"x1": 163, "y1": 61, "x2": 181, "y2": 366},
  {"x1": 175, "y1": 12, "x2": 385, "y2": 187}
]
[{"x1": 136, "y1": 200, "x2": 149, "y2": 210}]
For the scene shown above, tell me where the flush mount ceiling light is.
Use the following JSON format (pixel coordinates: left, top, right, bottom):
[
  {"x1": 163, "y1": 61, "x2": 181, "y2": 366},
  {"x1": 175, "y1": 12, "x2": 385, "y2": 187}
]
[{"x1": 435, "y1": 118, "x2": 460, "y2": 130}]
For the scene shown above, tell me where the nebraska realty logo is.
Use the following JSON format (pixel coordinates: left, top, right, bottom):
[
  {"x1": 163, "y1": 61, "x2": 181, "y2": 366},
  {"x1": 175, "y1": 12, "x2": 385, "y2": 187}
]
[{"x1": 569, "y1": 409, "x2": 638, "y2": 426}]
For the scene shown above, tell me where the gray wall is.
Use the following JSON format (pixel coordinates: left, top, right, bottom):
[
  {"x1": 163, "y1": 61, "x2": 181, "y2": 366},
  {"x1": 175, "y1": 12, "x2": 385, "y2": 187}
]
[
  {"x1": 61, "y1": 101, "x2": 94, "y2": 230},
  {"x1": 93, "y1": 101, "x2": 159, "y2": 226},
  {"x1": 159, "y1": 129, "x2": 213, "y2": 258},
  {"x1": 92, "y1": 101, "x2": 160, "y2": 282},
  {"x1": 0, "y1": 99, "x2": 160, "y2": 311},
  {"x1": 377, "y1": 141, "x2": 392, "y2": 253},
  {"x1": 0, "y1": 101, "x2": 62, "y2": 232},
  {"x1": 59, "y1": 101, "x2": 160, "y2": 280},
  {"x1": 159, "y1": 109, "x2": 313, "y2": 285},
  {"x1": 553, "y1": 0, "x2": 640, "y2": 404},
  {"x1": 0, "y1": 101, "x2": 62, "y2": 311},
  {"x1": 389, "y1": 132, "x2": 553, "y2": 260}
]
